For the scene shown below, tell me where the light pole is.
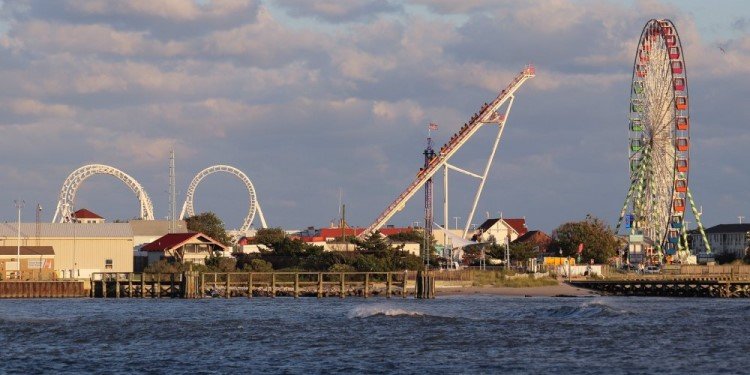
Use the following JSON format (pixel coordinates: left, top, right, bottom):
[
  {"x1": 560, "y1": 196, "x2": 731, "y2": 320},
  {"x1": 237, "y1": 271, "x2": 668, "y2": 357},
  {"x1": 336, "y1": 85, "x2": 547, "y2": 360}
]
[
  {"x1": 14, "y1": 199, "x2": 25, "y2": 279},
  {"x1": 453, "y1": 216, "x2": 460, "y2": 230}
]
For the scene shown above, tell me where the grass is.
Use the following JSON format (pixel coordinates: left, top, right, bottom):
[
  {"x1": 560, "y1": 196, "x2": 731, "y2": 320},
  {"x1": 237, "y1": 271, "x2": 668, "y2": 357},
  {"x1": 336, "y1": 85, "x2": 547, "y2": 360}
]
[{"x1": 471, "y1": 270, "x2": 559, "y2": 288}]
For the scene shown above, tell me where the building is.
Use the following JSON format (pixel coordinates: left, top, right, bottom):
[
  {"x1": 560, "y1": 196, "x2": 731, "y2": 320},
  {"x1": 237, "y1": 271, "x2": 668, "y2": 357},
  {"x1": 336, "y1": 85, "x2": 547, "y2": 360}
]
[
  {"x1": 473, "y1": 218, "x2": 527, "y2": 244},
  {"x1": 0, "y1": 246, "x2": 55, "y2": 280},
  {"x1": 0, "y1": 223, "x2": 134, "y2": 279},
  {"x1": 131, "y1": 220, "x2": 188, "y2": 271},
  {"x1": 72, "y1": 208, "x2": 105, "y2": 224},
  {"x1": 691, "y1": 224, "x2": 750, "y2": 259},
  {"x1": 142, "y1": 232, "x2": 229, "y2": 265},
  {"x1": 512, "y1": 230, "x2": 553, "y2": 254}
]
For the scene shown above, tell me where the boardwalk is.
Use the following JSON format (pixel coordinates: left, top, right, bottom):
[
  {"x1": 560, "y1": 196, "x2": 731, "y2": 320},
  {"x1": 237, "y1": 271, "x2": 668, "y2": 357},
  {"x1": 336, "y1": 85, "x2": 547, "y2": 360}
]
[{"x1": 91, "y1": 271, "x2": 415, "y2": 299}]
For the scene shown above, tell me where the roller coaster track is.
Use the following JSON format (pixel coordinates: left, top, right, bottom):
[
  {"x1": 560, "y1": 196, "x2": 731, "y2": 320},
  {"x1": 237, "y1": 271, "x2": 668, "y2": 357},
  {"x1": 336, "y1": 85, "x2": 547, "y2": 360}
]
[{"x1": 359, "y1": 65, "x2": 535, "y2": 239}]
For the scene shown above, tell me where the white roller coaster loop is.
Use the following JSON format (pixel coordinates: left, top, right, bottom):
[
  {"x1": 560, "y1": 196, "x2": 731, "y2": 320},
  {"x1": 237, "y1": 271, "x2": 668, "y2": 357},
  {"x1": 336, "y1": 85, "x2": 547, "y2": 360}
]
[
  {"x1": 179, "y1": 165, "x2": 267, "y2": 236},
  {"x1": 52, "y1": 164, "x2": 155, "y2": 223}
]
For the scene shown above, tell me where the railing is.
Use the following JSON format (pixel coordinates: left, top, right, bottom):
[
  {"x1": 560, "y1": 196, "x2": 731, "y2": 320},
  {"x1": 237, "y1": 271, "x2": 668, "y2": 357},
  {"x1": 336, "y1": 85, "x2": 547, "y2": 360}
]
[{"x1": 91, "y1": 271, "x2": 410, "y2": 299}]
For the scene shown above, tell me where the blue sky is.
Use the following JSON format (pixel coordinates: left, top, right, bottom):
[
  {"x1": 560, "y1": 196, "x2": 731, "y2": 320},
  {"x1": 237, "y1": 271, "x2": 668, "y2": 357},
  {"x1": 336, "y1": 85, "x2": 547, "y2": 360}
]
[{"x1": 0, "y1": 0, "x2": 748, "y2": 234}]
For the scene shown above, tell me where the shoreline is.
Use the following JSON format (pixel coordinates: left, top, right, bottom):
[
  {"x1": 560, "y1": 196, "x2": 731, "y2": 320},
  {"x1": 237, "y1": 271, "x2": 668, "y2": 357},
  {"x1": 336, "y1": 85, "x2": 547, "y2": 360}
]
[{"x1": 436, "y1": 282, "x2": 598, "y2": 297}]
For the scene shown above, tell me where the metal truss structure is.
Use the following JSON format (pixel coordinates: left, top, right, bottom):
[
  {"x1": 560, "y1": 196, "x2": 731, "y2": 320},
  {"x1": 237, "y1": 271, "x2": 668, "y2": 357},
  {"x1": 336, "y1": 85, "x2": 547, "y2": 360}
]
[
  {"x1": 179, "y1": 165, "x2": 267, "y2": 239},
  {"x1": 52, "y1": 164, "x2": 155, "y2": 223},
  {"x1": 359, "y1": 65, "x2": 536, "y2": 239},
  {"x1": 615, "y1": 19, "x2": 710, "y2": 261}
]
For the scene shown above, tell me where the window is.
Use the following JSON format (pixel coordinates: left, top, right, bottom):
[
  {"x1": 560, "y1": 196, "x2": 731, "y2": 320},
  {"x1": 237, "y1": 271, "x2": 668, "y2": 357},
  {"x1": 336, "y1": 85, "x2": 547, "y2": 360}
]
[{"x1": 105, "y1": 259, "x2": 113, "y2": 270}]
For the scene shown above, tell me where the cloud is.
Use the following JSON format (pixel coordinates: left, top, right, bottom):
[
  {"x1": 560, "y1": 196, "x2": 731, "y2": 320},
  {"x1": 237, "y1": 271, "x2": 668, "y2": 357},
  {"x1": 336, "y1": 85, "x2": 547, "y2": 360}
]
[
  {"x1": 0, "y1": 0, "x2": 747, "y2": 232},
  {"x1": 275, "y1": 0, "x2": 401, "y2": 23}
]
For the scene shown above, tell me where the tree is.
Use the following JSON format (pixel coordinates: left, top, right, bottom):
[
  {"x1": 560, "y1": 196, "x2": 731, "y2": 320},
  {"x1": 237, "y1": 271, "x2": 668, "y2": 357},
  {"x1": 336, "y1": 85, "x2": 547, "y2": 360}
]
[
  {"x1": 551, "y1": 215, "x2": 619, "y2": 264},
  {"x1": 509, "y1": 242, "x2": 539, "y2": 262},
  {"x1": 254, "y1": 227, "x2": 287, "y2": 248},
  {"x1": 185, "y1": 212, "x2": 231, "y2": 246}
]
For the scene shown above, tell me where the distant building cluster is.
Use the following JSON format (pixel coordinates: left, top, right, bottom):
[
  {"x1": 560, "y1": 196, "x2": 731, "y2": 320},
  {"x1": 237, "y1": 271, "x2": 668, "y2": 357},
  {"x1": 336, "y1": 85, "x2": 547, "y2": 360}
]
[{"x1": 0, "y1": 206, "x2": 560, "y2": 280}]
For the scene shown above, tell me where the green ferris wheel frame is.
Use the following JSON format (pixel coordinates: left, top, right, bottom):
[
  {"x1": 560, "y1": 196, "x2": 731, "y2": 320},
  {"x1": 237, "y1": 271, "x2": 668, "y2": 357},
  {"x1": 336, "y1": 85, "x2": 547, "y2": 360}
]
[{"x1": 616, "y1": 19, "x2": 711, "y2": 260}]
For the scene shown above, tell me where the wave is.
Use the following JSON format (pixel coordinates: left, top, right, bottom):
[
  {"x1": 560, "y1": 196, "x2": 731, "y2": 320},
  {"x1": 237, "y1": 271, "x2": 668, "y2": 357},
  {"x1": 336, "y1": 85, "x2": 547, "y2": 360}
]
[
  {"x1": 542, "y1": 301, "x2": 633, "y2": 319},
  {"x1": 348, "y1": 305, "x2": 459, "y2": 320}
]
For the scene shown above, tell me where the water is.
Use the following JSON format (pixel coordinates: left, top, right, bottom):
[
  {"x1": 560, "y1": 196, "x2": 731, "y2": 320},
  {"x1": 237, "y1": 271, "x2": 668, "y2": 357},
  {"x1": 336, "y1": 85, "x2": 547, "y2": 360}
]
[{"x1": 1, "y1": 296, "x2": 749, "y2": 374}]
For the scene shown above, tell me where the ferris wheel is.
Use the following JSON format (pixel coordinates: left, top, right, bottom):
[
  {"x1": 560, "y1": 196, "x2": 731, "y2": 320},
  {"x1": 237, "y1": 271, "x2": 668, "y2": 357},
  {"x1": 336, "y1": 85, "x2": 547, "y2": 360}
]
[{"x1": 616, "y1": 19, "x2": 710, "y2": 261}]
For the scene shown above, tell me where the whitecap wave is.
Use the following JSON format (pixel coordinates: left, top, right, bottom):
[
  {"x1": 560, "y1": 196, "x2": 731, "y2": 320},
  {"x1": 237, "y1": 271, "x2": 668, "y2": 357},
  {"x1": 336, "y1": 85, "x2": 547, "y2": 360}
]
[{"x1": 348, "y1": 305, "x2": 428, "y2": 319}]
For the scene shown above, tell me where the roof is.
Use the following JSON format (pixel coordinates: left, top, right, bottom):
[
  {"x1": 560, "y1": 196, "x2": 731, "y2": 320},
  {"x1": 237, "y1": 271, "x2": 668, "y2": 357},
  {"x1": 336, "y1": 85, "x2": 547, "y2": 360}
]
[
  {"x1": 0, "y1": 223, "x2": 133, "y2": 238},
  {"x1": 476, "y1": 218, "x2": 527, "y2": 235},
  {"x1": 319, "y1": 227, "x2": 415, "y2": 239},
  {"x1": 130, "y1": 220, "x2": 187, "y2": 237},
  {"x1": 141, "y1": 232, "x2": 228, "y2": 252},
  {"x1": 0, "y1": 246, "x2": 54, "y2": 256},
  {"x1": 704, "y1": 224, "x2": 750, "y2": 234},
  {"x1": 512, "y1": 230, "x2": 551, "y2": 244},
  {"x1": 73, "y1": 208, "x2": 103, "y2": 219},
  {"x1": 504, "y1": 219, "x2": 528, "y2": 236}
]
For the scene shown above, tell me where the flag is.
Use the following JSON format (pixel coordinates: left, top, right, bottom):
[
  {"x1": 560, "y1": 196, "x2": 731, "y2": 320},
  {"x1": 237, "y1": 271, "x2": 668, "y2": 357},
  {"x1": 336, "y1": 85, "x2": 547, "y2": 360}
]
[
  {"x1": 428, "y1": 122, "x2": 438, "y2": 131},
  {"x1": 577, "y1": 243, "x2": 584, "y2": 254}
]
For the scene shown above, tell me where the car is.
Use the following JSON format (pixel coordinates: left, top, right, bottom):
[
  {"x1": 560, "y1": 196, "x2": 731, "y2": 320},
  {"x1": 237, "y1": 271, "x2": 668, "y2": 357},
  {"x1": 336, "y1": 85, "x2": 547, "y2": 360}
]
[{"x1": 644, "y1": 265, "x2": 661, "y2": 274}]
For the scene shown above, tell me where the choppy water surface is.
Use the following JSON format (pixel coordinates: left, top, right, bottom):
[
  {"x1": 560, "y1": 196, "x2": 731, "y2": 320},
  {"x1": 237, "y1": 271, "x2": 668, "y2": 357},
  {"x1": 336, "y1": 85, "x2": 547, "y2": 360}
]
[{"x1": 1, "y1": 296, "x2": 749, "y2": 374}]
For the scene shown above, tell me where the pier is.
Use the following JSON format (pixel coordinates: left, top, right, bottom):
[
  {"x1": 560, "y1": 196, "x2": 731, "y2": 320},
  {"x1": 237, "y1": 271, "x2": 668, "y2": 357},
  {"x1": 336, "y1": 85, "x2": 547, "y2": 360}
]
[
  {"x1": 0, "y1": 281, "x2": 86, "y2": 298},
  {"x1": 91, "y1": 271, "x2": 412, "y2": 299}
]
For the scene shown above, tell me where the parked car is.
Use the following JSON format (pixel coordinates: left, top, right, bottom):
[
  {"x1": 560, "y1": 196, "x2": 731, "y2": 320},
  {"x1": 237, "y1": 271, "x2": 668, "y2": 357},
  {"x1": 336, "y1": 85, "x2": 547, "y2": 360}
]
[{"x1": 644, "y1": 265, "x2": 661, "y2": 274}]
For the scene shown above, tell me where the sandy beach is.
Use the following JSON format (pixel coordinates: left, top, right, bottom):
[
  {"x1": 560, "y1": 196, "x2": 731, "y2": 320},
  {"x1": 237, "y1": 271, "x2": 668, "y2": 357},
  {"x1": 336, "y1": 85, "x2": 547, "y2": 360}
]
[{"x1": 436, "y1": 282, "x2": 597, "y2": 297}]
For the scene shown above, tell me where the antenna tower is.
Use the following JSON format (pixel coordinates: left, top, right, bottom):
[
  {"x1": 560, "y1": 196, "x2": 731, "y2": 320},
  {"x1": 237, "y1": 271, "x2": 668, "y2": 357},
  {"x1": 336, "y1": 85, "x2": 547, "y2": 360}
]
[
  {"x1": 169, "y1": 150, "x2": 176, "y2": 233},
  {"x1": 36, "y1": 203, "x2": 42, "y2": 246},
  {"x1": 423, "y1": 136, "x2": 435, "y2": 266}
]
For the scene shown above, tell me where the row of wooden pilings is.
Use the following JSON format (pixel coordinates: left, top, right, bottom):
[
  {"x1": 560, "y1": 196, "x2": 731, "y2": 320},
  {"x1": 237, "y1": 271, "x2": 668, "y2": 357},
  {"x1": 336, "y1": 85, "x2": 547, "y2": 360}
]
[
  {"x1": 0, "y1": 281, "x2": 85, "y2": 298},
  {"x1": 91, "y1": 271, "x2": 436, "y2": 299}
]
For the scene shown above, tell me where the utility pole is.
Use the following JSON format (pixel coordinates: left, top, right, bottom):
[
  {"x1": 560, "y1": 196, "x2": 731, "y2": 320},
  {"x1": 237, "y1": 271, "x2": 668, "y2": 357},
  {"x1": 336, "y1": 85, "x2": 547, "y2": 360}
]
[
  {"x1": 169, "y1": 149, "x2": 176, "y2": 233},
  {"x1": 35, "y1": 204, "x2": 42, "y2": 246},
  {"x1": 739, "y1": 216, "x2": 745, "y2": 224},
  {"x1": 14, "y1": 200, "x2": 24, "y2": 279},
  {"x1": 423, "y1": 131, "x2": 436, "y2": 268}
]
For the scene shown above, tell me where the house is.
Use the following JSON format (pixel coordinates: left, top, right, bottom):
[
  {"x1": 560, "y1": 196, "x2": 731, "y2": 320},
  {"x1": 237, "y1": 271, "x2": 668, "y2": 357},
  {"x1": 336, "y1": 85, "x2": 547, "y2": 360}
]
[
  {"x1": 142, "y1": 232, "x2": 229, "y2": 265},
  {"x1": 0, "y1": 223, "x2": 134, "y2": 279},
  {"x1": 0, "y1": 246, "x2": 55, "y2": 280},
  {"x1": 473, "y1": 217, "x2": 527, "y2": 244},
  {"x1": 72, "y1": 208, "x2": 105, "y2": 224},
  {"x1": 691, "y1": 224, "x2": 750, "y2": 259},
  {"x1": 512, "y1": 230, "x2": 553, "y2": 254},
  {"x1": 130, "y1": 219, "x2": 188, "y2": 271}
]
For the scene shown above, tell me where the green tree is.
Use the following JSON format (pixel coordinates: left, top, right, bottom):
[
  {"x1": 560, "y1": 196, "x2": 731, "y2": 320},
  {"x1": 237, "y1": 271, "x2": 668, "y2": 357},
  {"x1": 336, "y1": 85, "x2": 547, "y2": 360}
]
[
  {"x1": 185, "y1": 212, "x2": 231, "y2": 246},
  {"x1": 509, "y1": 242, "x2": 539, "y2": 262},
  {"x1": 552, "y1": 215, "x2": 619, "y2": 264},
  {"x1": 254, "y1": 227, "x2": 287, "y2": 248},
  {"x1": 242, "y1": 258, "x2": 274, "y2": 272}
]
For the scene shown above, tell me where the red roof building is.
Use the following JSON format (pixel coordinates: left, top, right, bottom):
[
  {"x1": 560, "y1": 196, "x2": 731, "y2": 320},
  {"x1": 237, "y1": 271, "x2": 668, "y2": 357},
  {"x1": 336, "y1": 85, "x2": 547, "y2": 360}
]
[
  {"x1": 143, "y1": 232, "x2": 228, "y2": 265},
  {"x1": 73, "y1": 208, "x2": 105, "y2": 224},
  {"x1": 474, "y1": 218, "x2": 528, "y2": 243}
]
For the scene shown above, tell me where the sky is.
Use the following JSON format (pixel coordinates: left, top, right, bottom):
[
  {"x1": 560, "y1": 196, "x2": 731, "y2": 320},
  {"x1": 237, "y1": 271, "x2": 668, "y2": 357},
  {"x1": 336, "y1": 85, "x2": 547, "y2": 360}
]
[{"x1": 0, "y1": 0, "x2": 749, "y2": 234}]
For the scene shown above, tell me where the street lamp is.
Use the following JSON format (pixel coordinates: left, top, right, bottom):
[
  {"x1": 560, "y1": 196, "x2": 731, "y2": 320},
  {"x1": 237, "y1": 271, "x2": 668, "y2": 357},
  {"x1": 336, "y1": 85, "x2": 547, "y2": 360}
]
[
  {"x1": 453, "y1": 216, "x2": 460, "y2": 230},
  {"x1": 14, "y1": 199, "x2": 25, "y2": 279}
]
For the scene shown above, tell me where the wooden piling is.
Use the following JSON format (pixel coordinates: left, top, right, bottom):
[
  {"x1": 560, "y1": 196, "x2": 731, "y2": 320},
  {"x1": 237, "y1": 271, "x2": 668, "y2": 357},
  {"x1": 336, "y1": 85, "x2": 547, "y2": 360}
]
[
  {"x1": 247, "y1": 273, "x2": 253, "y2": 298},
  {"x1": 101, "y1": 278, "x2": 107, "y2": 299},
  {"x1": 271, "y1": 273, "x2": 276, "y2": 298},
  {"x1": 386, "y1": 272, "x2": 392, "y2": 298},
  {"x1": 115, "y1": 274, "x2": 121, "y2": 298},
  {"x1": 317, "y1": 273, "x2": 323, "y2": 298},
  {"x1": 364, "y1": 273, "x2": 369, "y2": 298},
  {"x1": 294, "y1": 273, "x2": 299, "y2": 298},
  {"x1": 156, "y1": 273, "x2": 162, "y2": 298},
  {"x1": 128, "y1": 273, "x2": 134, "y2": 298},
  {"x1": 340, "y1": 273, "x2": 345, "y2": 298},
  {"x1": 225, "y1": 274, "x2": 231, "y2": 299}
]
